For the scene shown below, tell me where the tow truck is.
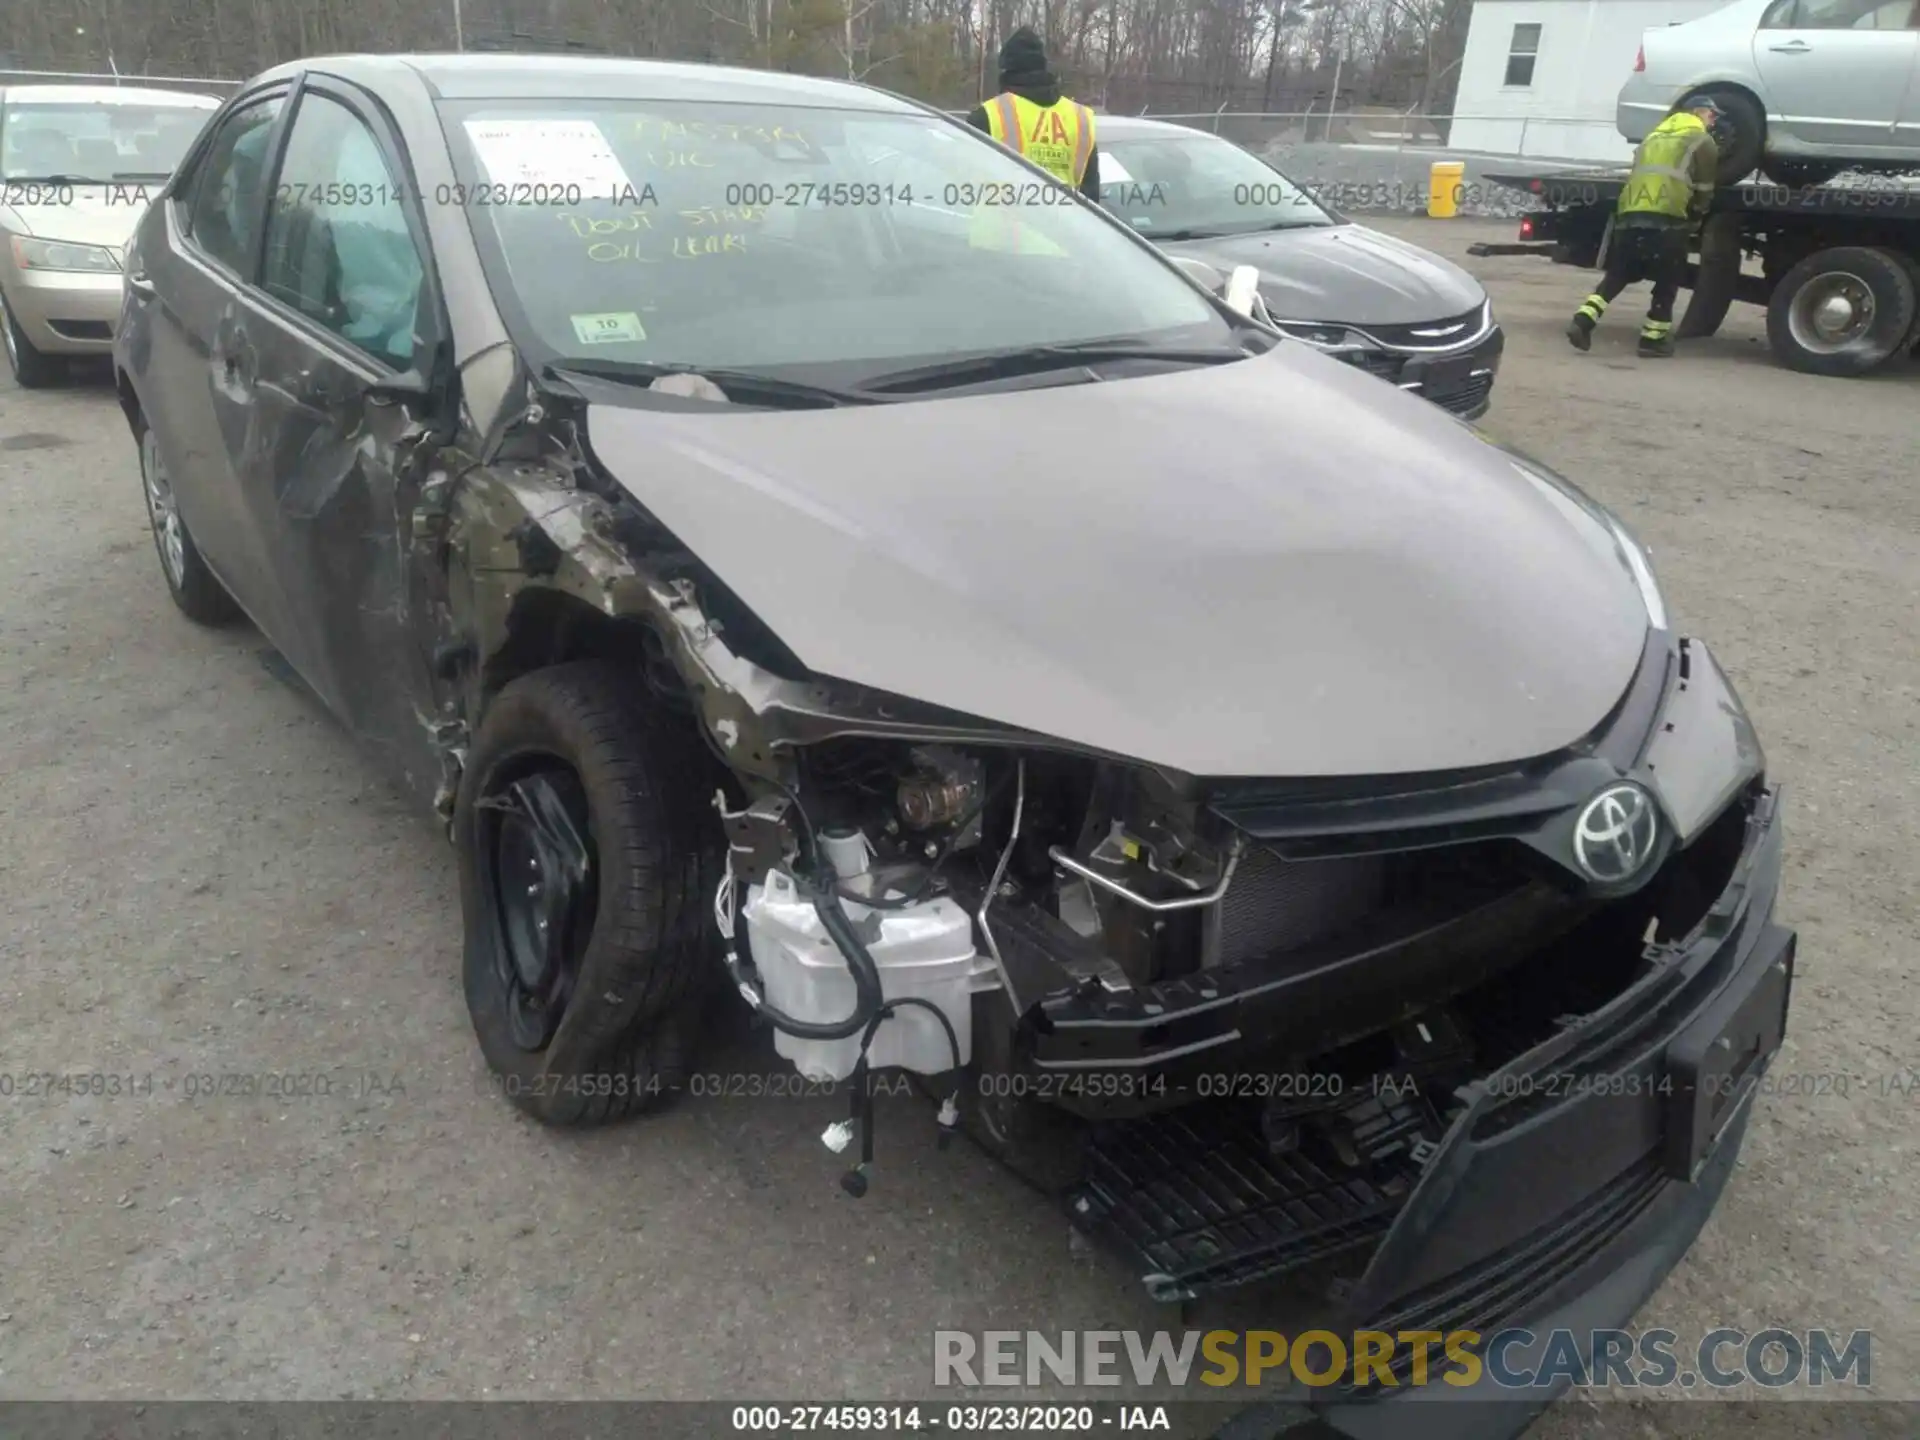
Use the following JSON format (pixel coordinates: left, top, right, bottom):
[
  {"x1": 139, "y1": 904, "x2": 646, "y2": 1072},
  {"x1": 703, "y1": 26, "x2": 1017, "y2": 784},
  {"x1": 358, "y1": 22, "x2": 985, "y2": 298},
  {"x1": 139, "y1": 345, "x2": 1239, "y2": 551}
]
[{"x1": 1470, "y1": 167, "x2": 1920, "y2": 376}]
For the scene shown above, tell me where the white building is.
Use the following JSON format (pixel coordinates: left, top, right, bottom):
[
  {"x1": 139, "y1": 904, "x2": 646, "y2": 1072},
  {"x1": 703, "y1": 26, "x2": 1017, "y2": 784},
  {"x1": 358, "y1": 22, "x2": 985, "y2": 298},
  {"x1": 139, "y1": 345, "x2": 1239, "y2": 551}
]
[{"x1": 1448, "y1": 0, "x2": 1729, "y2": 161}]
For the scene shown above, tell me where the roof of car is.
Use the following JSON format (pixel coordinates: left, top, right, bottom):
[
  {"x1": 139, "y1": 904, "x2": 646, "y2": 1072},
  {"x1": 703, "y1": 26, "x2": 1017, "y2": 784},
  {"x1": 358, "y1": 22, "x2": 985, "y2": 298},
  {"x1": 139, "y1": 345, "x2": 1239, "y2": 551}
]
[
  {"x1": 0, "y1": 84, "x2": 222, "y2": 108},
  {"x1": 244, "y1": 54, "x2": 929, "y2": 113}
]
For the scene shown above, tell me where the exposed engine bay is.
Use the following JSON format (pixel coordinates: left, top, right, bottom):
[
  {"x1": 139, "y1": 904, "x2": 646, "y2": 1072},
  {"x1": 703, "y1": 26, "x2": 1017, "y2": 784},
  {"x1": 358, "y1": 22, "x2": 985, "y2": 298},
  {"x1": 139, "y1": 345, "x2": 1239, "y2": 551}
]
[{"x1": 420, "y1": 367, "x2": 1780, "y2": 1311}]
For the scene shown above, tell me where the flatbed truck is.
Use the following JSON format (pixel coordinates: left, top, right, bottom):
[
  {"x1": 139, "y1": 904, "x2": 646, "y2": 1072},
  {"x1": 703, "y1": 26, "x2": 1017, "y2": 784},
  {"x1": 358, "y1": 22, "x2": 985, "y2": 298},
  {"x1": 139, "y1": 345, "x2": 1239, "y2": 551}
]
[{"x1": 1469, "y1": 167, "x2": 1920, "y2": 377}]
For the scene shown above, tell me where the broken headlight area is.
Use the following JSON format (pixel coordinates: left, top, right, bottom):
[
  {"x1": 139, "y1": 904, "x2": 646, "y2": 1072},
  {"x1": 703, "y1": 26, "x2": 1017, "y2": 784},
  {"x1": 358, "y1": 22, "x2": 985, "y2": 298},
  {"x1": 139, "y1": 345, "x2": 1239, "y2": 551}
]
[{"x1": 704, "y1": 696, "x2": 1767, "y2": 1287}]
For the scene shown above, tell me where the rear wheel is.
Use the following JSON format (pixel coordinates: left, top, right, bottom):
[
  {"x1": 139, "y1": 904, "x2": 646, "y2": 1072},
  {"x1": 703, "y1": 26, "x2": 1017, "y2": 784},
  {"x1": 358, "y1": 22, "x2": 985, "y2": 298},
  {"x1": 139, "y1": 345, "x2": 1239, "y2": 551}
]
[
  {"x1": 1706, "y1": 90, "x2": 1765, "y2": 186},
  {"x1": 136, "y1": 418, "x2": 242, "y2": 625},
  {"x1": 0, "y1": 289, "x2": 65, "y2": 389},
  {"x1": 457, "y1": 661, "x2": 724, "y2": 1127},
  {"x1": 1766, "y1": 245, "x2": 1916, "y2": 376}
]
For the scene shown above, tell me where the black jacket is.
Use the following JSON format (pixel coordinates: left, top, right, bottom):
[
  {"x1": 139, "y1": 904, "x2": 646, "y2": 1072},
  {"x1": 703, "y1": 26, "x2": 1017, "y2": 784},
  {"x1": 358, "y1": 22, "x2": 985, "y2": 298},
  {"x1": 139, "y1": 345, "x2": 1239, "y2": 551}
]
[{"x1": 965, "y1": 77, "x2": 1102, "y2": 204}]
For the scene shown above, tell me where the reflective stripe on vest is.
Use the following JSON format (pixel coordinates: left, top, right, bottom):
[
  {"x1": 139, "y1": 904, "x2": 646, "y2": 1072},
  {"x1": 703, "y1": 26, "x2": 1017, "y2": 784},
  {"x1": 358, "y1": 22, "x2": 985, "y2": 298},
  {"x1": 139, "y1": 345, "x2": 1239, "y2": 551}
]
[
  {"x1": 1619, "y1": 113, "x2": 1712, "y2": 220},
  {"x1": 982, "y1": 92, "x2": 1096, "y2": 188}
]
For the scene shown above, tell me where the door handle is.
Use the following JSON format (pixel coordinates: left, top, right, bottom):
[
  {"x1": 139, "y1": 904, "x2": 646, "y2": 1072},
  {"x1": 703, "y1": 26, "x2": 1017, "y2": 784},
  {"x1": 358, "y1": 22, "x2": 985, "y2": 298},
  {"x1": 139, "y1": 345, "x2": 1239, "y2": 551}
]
[
  {"x1": 125, "y1": 272, "x2": 156, "y2": 301},
  {"x1": 1768, "y1": 39, "x2": 1811, "y2": 51}
]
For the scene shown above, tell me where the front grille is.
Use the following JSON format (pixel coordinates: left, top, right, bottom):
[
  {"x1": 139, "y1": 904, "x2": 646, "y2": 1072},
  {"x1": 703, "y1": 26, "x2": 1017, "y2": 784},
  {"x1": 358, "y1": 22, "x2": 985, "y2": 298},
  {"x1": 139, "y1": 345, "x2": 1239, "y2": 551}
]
[
  {"x1": 1071, "y1": 1103, "x2": 1418, "y2": 1300},
  {"x1": 1354, "y1": 305, "x2": 1487, "y2": 349},
  {"x1": 1206, "y1": 845, "x2": 1388, "y2": 969},
  {"x1": 1428, "y1": 370, "x2": 1495, "y2": 415}
]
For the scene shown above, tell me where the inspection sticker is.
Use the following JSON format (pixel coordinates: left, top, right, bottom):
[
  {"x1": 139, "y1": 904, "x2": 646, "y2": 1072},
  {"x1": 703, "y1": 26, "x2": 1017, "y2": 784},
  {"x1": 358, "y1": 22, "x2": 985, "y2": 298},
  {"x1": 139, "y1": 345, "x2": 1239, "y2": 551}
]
[
  {"x1": 571, "y1": 312, "x2": 647, "y2": 344},
  {"x1": 464, "y1": 119, "x2": 635, "y2": 196}
]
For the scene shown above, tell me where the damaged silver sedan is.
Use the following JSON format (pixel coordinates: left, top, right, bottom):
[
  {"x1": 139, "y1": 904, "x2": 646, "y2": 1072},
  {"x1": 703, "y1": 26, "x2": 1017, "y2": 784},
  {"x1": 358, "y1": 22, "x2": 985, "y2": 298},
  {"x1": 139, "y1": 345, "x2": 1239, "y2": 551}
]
[{"x1": 115, "y1": 53, "x2": 1795, "y2": 1440}]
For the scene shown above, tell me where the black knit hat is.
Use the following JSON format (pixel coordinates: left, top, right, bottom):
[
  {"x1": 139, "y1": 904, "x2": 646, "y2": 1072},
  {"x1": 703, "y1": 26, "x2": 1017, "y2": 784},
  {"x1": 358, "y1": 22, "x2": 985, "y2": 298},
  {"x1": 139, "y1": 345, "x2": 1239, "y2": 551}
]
[{"x1": 998, "y1": 27, "x2": 1051, "y2": 86}]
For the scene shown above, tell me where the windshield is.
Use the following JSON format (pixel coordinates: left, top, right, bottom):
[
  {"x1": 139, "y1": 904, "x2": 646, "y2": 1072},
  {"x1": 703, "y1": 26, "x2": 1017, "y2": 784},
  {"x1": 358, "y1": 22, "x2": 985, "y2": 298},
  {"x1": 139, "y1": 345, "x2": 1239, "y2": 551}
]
[
  {"x1": 436, "y1": 97, "x2": 1232, "y2": 374},
  {"x1": 1098, "y1": 130, "x2": 1336, "y2": 239},
  {"x1": 0, "y1": 101, "x2": 214, "y2": 183}
]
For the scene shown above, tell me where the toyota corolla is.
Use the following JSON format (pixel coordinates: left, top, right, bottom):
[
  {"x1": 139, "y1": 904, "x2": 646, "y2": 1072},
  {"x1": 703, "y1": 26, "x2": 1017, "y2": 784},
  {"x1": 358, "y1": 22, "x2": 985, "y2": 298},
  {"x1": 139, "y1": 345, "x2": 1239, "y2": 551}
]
[{"x1": 114, "y1": 54, "x2": 1793, "y2": 1440}]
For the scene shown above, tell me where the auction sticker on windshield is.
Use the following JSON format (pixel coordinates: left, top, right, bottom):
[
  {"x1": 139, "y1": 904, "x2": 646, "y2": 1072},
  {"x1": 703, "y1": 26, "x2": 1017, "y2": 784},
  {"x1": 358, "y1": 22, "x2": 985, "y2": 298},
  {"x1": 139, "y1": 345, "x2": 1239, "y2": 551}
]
[
  {"x1": 572, "y1": 311, "x2": 647, "y2": 344},
  {"x1": 464, "y1": 118, "x2": 635, "y2": 197}
]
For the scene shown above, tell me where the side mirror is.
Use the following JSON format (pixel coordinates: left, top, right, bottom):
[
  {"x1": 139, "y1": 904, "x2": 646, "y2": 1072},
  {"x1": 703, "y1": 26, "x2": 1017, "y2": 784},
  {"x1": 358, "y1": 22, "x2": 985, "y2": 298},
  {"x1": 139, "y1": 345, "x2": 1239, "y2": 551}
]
[{"x1": 1224, "y1": 264, "x2": 1263, "y2": 318}]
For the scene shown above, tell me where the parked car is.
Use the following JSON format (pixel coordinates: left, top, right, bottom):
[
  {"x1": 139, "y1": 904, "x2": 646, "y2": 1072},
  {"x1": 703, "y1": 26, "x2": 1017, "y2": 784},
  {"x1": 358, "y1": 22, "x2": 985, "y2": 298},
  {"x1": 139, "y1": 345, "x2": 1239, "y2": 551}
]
[
  {"x1": 1095, "y1": 116, "x2": 1503, "y2": 418},
  {"x1": 1618, "y1": 0, "x2": 1920, "y2": 186},
  {"x1": 0, "y1": 83, "x2": 220, "y2": 386},
  {"x1": 117, "y1": 55, "x2": 1793, "y2": 1437}
]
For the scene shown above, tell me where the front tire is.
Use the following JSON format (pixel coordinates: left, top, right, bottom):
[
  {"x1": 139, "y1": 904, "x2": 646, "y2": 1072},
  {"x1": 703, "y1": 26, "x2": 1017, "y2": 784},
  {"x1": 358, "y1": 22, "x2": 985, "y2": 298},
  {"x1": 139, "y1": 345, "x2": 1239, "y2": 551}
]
[
  {"x1": 457, "y1": 661, "x2": 724, "y2": 1127},
  {"x1": 1, "y1": 289, "x2": 65, "y2": 389},
  {"x1": 136, "y1": 418, "x2": 242, "y2": 625}
]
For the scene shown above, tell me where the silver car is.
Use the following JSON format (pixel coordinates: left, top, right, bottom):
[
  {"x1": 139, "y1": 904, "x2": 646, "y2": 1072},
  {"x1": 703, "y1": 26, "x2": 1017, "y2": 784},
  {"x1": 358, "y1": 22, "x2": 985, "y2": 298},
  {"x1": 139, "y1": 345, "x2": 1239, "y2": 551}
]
[
  {"x1": 1617, "y1": 0, "x2": 1920, "y2": 184},
  {"x1": 0, "y1": 84, "x2": 220, "y2": 386}
]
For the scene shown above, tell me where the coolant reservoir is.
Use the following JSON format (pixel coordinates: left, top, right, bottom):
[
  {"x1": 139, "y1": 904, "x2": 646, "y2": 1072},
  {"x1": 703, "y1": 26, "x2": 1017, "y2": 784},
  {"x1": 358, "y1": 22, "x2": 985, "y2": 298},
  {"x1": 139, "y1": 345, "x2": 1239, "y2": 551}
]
[{"x1": 743, "y1": 870, "x2": 977, "y2": 1083}]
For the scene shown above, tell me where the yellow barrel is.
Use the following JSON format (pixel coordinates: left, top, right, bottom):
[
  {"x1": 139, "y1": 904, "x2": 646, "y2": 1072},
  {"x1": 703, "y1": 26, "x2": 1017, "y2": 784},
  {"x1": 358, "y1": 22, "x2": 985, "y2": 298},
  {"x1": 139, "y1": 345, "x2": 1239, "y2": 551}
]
[{"x1": 1428, "y1": 161, "x2": 1466, "y2": 219}]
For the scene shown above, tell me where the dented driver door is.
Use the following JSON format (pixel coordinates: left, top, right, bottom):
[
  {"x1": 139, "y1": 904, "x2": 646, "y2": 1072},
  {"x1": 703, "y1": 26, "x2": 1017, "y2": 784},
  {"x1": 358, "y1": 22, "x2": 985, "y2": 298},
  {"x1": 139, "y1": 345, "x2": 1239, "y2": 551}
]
[{"x1": 232, "y1": 80, "x2": 446, "y2": 799}]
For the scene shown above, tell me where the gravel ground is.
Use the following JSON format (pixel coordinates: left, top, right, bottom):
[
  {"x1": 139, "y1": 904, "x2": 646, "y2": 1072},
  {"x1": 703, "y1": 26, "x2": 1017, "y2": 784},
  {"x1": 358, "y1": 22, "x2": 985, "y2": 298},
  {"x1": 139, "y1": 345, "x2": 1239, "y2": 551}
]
[{"x1": 0, "y1": 218, "x2": 1914, "y2": 1436}]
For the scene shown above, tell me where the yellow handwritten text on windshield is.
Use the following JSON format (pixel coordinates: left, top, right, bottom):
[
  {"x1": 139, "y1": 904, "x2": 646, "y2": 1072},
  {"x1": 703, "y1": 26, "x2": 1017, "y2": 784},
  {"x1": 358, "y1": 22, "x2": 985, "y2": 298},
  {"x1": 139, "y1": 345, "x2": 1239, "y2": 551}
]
[{"x1": 564, "y1": 205, "x2": 764, "y2": 262}]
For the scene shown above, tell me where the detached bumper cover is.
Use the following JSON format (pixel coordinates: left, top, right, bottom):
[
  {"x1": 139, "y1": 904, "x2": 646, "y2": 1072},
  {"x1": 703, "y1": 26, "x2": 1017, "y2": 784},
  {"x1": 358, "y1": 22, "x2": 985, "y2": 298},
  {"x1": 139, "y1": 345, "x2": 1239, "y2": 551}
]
[{"x1": 1226, "y1": 782, "x2": 1792, "y2": 1440}]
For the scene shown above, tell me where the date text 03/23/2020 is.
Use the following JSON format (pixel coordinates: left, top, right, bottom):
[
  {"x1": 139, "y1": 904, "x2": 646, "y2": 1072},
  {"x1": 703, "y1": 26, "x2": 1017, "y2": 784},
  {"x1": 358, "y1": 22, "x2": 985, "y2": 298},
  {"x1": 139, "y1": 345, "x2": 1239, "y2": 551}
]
[{"x1": 729, "y1": 1405, "x2": 1173, "y2": 1433}]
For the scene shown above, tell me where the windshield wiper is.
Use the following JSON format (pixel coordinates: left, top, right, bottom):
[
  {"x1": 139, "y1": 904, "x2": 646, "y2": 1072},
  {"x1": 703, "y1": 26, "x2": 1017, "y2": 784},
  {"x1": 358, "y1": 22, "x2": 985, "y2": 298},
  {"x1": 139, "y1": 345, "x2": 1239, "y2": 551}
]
[
  {"x1": 858, "y1": 340, "x2": 1250, "y2": 395},
  {"x1": 111, "y1": 170, "x2": 175, "y2": 182},
  {"x1": 543, "y1": 358, "x2": 878, "y2": 409},
  {"x1": 2, "y1": 173, "x2": 107, "y2": 186},
  {"x1": 1156, "y1": 219, "x2": 1326, "y2": 240}
]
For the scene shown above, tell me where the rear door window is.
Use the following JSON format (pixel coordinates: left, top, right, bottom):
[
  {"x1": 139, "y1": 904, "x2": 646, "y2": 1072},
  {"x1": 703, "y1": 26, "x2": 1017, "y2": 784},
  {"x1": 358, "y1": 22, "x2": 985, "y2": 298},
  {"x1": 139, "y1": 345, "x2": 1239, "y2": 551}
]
[{"x1": 183, "y1": 96, "x2": 285, "y2": 277}]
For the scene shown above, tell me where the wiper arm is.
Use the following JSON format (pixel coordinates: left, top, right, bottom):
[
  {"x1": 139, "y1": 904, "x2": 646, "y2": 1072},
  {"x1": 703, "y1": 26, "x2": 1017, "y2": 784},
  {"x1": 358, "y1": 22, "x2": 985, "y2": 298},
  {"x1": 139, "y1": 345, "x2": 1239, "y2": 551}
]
[
  {"x1": 2, "y1": 173, "x2": 104, "y2": 186},
  {"x1": 543, "y1": 358, "x2": 878, "y2": 408},
  {"x1": 859, "y1": 340, "x2": 1250, "y2": 394},
  {"x1": 1157, "y1": 220, "x2": 1325, "y2": 240}
]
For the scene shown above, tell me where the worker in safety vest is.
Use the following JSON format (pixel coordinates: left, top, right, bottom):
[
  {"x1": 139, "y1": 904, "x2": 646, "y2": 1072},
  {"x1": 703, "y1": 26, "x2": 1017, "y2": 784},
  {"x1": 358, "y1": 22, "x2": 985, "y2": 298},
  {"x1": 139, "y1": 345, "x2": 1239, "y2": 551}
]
[
  {"x1": 1567, "y1": 94, "x2": 1721, "y2": 358},
  {"x1": 964, "y1": 29, "x2": 1099, "y2": 252}
]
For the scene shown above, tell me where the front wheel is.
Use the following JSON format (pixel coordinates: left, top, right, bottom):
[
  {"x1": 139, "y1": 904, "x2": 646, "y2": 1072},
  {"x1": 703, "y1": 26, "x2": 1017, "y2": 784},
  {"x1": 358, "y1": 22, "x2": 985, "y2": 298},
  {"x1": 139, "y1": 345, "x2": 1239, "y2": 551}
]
[
  {"x1": 457, "y1": 661, "x2": 724, "y2": 1127},
  {"x1": 1766, "y1": 246, "x2": 1916, "y2": 376}
]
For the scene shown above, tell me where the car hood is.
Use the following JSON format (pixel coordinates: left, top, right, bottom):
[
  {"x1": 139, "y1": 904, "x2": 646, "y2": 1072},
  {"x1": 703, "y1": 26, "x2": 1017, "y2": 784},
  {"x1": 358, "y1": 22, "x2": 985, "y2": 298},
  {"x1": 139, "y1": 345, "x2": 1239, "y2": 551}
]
[
  {"x1": 0, "y1": 187, "x2": 149, "y2": 249},
  {"x1": 1159, "y1": 222, "x2": 1486, "y2": 328},
  {"x1": 583, "y1": 345, "x2": 1649, "y2": 778}
]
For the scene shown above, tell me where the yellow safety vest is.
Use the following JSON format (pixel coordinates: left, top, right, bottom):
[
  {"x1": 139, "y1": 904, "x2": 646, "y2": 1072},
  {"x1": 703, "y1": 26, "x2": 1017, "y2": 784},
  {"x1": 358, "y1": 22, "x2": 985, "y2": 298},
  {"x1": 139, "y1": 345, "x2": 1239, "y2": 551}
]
[
  {"x1": 970, "y1": 93, "x2": 1093, "y2": 254},
  {"x1": 1618, "y1": 112, "x2": 1715, "y2": 221},
  {"x1": 982, "y1": 93, "x2": 1096, "y2": 189}
]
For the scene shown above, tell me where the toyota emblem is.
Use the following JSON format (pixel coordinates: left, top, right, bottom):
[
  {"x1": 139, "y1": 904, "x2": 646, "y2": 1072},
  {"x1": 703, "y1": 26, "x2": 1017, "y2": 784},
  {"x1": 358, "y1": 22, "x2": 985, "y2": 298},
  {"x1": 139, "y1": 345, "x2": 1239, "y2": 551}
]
[{"x1": 1573, "y1": 783, "x2": 1660, "y2": 884}]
